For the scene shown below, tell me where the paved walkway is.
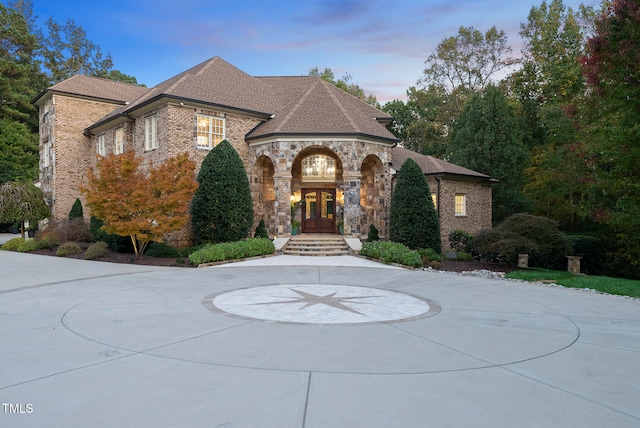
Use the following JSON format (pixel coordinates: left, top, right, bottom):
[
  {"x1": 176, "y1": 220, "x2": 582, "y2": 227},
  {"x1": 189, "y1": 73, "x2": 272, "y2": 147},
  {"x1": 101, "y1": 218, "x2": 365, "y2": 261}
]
[{"x1": 0, "y1": 247, "x2": 639, "y2": 427}]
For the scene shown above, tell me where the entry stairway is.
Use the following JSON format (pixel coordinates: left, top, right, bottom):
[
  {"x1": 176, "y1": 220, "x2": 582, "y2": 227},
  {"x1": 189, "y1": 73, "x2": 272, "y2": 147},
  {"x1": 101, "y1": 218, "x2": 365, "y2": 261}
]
[{"x1": 283, "y1": 234, "x2": 350, "y2": 256}]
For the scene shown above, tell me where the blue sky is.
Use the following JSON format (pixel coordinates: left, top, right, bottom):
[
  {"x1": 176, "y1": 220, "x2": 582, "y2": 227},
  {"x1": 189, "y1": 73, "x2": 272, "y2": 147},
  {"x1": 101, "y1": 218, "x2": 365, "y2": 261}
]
[{"x1": 25, "y1": 0, "x2": 598, "y2": 103}]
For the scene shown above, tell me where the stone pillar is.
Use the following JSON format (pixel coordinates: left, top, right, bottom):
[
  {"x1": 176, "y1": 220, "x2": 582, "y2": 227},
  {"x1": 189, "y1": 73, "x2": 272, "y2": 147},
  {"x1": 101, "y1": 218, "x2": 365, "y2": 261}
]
[
  {"x1": 566, "y1": 256, "x2": 582, "y2": 274},
  {"x1": 342, "y1": 172, "x2": 362, "y2": 237},
  {"x1": 518, "y1": 254, "x2": 529, "y2": 268},
  {"x1": 273, "y1": 173, "x2": 292, "y2": 236}
]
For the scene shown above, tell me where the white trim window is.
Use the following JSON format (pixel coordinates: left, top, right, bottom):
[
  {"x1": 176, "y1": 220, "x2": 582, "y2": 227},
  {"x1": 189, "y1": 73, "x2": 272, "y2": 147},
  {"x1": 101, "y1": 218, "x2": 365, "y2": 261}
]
[
  {"x1": 43, "y1": 142, "x2": 51, "y2": 167},
  {"x1": 431, "y1": 192, "x2": 438, "y2": 211},
  {"x1": 115, "y1": 127, "x2": 124, "y2": 154},
  {"x1": 97, "y1": 134, "x2": 106, "y2": 156},
  {"x1": 197, "y1": 114, "x2": 225, "y2": 149},
  {"x1": 455, "y1": 194, "x2": 467, "y2": 217},
  {"x1": 145, "y1": 114, "x2": 158, "y2": 151}
]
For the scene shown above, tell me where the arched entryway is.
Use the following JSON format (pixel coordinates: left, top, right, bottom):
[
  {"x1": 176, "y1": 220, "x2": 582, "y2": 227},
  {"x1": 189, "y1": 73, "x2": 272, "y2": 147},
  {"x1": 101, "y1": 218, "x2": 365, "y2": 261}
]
[
  {"x1": 292, "y1": 148, "x2": 343, "y2": 234},
  {"x1": 252, "y1": 155, "x2": 276, "y2": 237},
  {"x1": 361, "y1": 154, "x2": 386, "y2": 237}
]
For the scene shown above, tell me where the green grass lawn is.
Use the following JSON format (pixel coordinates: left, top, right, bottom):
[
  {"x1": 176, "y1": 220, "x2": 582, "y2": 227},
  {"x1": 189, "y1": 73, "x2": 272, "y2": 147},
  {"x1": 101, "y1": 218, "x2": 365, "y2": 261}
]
[{"x1": 505, "y1": 269, "x2": 640, "y2": 298}]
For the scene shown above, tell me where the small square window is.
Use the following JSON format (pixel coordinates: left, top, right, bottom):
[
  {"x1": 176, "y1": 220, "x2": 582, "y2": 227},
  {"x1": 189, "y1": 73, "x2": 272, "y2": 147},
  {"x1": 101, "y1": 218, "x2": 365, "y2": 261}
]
[{"x1": 455, "y1": 194, "x2": 467, "y2": 217}]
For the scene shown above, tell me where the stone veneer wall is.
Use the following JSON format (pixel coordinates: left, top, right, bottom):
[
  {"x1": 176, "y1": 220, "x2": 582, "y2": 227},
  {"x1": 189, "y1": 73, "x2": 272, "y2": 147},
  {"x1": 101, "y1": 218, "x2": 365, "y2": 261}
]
[
  {"x1": 40, "y1": 95, "x2": 123, "y2": 220},
  {"x1": 249, "y1": 139, "x2": 392, "y2": 238},
  {"x1": 428, "y1": 177, "x2": 492, "y2": 251}
]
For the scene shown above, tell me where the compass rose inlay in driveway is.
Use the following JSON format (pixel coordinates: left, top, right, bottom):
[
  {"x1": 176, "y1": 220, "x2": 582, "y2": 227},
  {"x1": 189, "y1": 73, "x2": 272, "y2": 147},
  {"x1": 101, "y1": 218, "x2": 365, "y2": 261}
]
[{"x1": 203, "y1": 284, "x2": 440, "y2": 325}]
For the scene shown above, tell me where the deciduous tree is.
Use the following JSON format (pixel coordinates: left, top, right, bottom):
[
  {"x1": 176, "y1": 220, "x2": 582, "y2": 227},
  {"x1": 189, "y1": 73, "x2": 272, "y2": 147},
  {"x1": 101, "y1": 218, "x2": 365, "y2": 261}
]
[
  {"x1": 0, "y1": 180, "x2": 49, "y2": 238},
  {"x1": 82, "y1": 151, "x2": 197, "y2": 256}
]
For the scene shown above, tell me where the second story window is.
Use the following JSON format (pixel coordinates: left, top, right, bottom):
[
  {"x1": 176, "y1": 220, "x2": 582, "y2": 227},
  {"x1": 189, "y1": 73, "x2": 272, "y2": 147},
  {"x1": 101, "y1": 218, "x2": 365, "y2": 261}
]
[
  {"x1": 97, "y1": 134, "x2": 106, "y2": 156},
  {"x1": 115, "y1": 127, "x2": 124, "y2": 154},
  {"x1": 145, "y1": 114, "x2": 158, "y2": 151},
  {"x1": 197, "y1": 114, "x2": 225, "y2": 149}
]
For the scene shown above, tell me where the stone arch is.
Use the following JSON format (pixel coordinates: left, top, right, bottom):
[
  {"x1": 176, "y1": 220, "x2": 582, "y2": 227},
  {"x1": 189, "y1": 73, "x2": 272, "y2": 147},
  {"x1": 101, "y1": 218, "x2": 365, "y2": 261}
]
[
  {"x1": 361, "y1": 154, "x2": 386, "y2": 237},
  {"x1": 251, "y1": 155, "x2": 276, "y2": 237}
]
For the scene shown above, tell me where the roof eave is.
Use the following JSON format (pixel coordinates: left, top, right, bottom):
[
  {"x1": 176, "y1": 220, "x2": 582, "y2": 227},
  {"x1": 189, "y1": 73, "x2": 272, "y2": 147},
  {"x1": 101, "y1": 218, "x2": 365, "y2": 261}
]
[
  {"x1": 126, "y1": 94, "x2": 274, "y2": 119},
  {"x1": 246, "y1": 132, "x2": 399, "y2": 145}
]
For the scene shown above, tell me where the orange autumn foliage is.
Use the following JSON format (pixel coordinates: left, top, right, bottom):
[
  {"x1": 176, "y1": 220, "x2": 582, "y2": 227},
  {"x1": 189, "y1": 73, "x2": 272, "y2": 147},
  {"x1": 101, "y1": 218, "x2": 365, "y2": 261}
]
[{"x1": 82, "y1": 151, "x2": 197, "y2": 256}]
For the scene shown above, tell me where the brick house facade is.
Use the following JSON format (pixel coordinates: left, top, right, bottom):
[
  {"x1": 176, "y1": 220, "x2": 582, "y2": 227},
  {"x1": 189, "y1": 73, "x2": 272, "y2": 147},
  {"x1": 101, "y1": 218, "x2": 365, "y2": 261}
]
[{"x1": 32, "y1": 57, "x2": 493, "y2": 249}]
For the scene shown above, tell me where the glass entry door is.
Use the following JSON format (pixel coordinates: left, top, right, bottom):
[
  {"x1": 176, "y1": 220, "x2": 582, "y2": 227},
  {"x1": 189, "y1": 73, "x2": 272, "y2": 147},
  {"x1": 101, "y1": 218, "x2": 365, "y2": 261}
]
[{"x1": 302, "y1": 189, "x2": 336, "y2": 233}]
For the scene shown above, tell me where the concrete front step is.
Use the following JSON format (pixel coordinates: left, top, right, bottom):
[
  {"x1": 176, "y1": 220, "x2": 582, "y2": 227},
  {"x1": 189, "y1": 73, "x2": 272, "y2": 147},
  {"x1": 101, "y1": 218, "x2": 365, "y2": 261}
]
[{"x1": 283, "y1": 235, "x2": 350, "y2": 256}]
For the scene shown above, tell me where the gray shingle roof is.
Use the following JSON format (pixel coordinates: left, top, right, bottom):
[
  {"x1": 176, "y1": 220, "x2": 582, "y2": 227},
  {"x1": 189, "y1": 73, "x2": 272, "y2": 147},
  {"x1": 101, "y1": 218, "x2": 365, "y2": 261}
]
[
  {"x1": 248, "y1": 76, "x2": 397, "y2": 142},
  {"x1": 123, "y1": 57, "x2": 278, "y2": 116},
  {"x1": 391, "y1": 146, "x2": 493, "y2": 180},
  {"x1": 35, "y1": 74, "x2": 149, "y2": 105}
]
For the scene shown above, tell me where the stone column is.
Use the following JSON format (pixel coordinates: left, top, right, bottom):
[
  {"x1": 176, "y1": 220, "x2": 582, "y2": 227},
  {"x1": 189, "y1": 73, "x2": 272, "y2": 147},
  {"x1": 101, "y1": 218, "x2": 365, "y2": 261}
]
[
  {"x1": 273, "y1": 173, "x2": 292, "y2": 236},
  {"x1": 566, "y1": 256, "x2": 582, "y2": 274},
  {"x1": 342, "y1": 172, "x2": 362, "y2": 237}
]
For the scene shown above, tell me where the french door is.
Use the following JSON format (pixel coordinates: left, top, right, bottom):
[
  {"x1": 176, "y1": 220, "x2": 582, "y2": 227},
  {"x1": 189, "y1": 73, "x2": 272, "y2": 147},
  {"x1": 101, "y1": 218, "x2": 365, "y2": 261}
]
[{"x1": 301, "y1": 189, "x2": 336, "y2": 233}]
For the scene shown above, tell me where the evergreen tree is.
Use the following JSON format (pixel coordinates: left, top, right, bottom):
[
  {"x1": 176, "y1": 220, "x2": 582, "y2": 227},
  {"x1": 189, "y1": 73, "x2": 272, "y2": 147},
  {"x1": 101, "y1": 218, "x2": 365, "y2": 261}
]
[
  {"x1": 68, "y1": 198, "x2": 83, "y2": 219},
  {"x1": 389, "y1": 158, "x2": 441, "y2": 252},
  {"x1": 254, "y1": 219, "x2": 268, "y2": 239},
  {"x1": 191, "y1": 140, "x2": 254, "y2": 244},
  {"x1": 449, "y1": 85, "x2": 530, "y2": 222}
]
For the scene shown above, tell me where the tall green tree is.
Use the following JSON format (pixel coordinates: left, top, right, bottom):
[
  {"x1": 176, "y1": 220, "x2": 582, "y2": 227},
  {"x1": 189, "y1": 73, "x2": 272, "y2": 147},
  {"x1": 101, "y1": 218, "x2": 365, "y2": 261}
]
[
  {"x1": 309, "y1": 66, "x2": 378, "y2": 106},
  {"x1": 191, "y1": 140, "x2": 254, "y2": 244},
  {"x1": 420, "y1": 26, "x2": 516, "y2": 114},
  {"x1": 0, "y1": 118, "x2": 38, "y2": 183},
  {"x1": 449, "y1": 85, "x2": 530, "y2": 222},
  {"x1": 579, "y1": 0, "x2": 640, "y2": 267},
  {"x1": 389, "y1": 158, "x2": 441, "y2": 252},
  {"x1": 0, "y1": 3, "x2": 41, "y2": 127},
  {"x1": 383, "y1": 86, "x2": 452, "y2": 157}
]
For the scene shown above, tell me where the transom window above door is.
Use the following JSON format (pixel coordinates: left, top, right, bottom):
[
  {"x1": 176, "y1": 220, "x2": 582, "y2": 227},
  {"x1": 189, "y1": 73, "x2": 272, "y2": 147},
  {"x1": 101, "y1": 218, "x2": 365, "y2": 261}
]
[{"x1": 302, "y1": 155, "x2": 335, "y2": 182}]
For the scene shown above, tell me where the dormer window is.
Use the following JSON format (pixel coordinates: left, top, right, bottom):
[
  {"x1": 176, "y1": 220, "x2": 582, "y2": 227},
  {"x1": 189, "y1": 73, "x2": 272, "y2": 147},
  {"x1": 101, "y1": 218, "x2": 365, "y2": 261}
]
[{"x1": 302, "y1": 155, "x2": 335, "y2": 182}]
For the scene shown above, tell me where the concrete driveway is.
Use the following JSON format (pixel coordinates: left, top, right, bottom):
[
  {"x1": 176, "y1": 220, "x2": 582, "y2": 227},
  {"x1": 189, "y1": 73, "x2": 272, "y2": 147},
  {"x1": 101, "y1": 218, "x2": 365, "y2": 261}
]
[{"x1": 1, "y1": 249, "x2": 639, "y2": 427}]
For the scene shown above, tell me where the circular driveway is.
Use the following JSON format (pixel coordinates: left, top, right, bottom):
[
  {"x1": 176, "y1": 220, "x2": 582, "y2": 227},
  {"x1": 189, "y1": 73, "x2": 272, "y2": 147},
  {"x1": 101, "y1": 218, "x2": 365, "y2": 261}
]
[{"x1": 1, "y1": 251, "x2": 639, "y2": 427}]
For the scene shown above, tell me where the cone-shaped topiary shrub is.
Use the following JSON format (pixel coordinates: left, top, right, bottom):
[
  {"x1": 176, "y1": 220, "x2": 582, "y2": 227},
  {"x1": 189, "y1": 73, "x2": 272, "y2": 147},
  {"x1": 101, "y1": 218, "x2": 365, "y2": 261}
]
[
  {"x1": 254, "y1": 219, "x2": 268, "y2": 239},
  {"x1": 68, "y1": 198, "x2": 84, "y2": 219},
  {"x1": 389, "y1": 158, "x2": 441, "y2": 252},
  {"x1": 366, "y1": 224, "x2": 379, "y2": 242},
  {"x1": 191, "y1": 140, "x2": 254, "y2": 244}
]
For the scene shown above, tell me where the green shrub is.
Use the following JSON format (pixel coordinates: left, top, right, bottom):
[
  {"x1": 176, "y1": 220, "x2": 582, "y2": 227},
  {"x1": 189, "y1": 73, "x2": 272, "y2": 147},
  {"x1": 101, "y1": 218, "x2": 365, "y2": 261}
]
[
  {"x1": 389, "y1": 158, "x2": 441, "y2": 252},
  {"x1": 85, "y1": 241, "x2": 109, "y2": 260},
  {"x1": 456, "y1": 252, "x2": 474, "y2": 261},
  {"x1": 56, "y1": 242, "x2": 82, "y2": 257},
  {"x1": 17, "y1": 238, "x2": 54, "y2": 252},
  {"x1": 417, "y1": 248, "x2": 442, "y2": 263},
  {"x1": 68, "y1": 198, "x2": 84, "y2": 219},
  {"x1": 449, "y1": 229, "x2": 474, "y2": 252},
  {"x1": 90, "y1": 216, "x2": 132, "y2": 252},
  {"x1": 1, "y1": 237, "x2": 25, "y2": 251},
  {"x1": 360, "y1": 241, "x2": 422, "y2": 268},
  {"x1": 474, "y1": 213, "x2": 570, "y2": 267},
  {"x1": 188, "y1": 238, "x2": 275, "y2": 265},
  {"x1": 145, "y1": 241, "x2": 180, "y2": 258},
  {"x1": 366, "y1": 224, "x2": 380, "y2": 242},
  {"x1": 254, "y1": 219, "x2": 268, "y2": 239},
  {"x1": 191, "y1": 140, "x2": 254, "y2": 244}
]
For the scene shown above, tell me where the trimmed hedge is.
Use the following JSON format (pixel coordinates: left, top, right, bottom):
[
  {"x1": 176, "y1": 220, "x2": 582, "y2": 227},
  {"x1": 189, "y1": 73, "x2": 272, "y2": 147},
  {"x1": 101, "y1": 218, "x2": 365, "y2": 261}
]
[
  {"x1": 360, "y1": 241, "x2": 422, "y2": 268},
  {"x1": 85, "y1": 241, "x2": 109, "y2": 260},
  {"x1": 56, "y1": 242, "x2": 82, "y2": 257},
  {"x1": 1, "y1": 237, "x2": 56, "y2": 252},
  {"x1": 188, "y1": 238, "x2": 275, "y2": 266}
]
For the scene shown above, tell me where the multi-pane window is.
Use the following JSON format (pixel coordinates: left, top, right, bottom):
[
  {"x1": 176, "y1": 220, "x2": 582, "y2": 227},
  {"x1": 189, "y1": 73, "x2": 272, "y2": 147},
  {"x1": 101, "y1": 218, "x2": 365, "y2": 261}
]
[
  {"x1": 43, "y1": 142, "x2": 51, "y2": 167},
  {"x1": 115, "y1": 127, "x2": 124, "y2": 154},
  {"x1": 145, "y1": 114, "x2": 158, "y2": 151},
  {"x1": 97, "y1": 134, "x2": 106, "y2": 156},
  {"x1": 431, "y1": 192, "x2": 438, "y2": 211},
  {"x1": 302, "y1": 155, "x2": 336, "y2": 182},
  {"x1": 197, "y1": 114, "x2": 225, "y2": 149},
  {"x1": 455, "y1": 194, "x2": 467, "y2": 216}
]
